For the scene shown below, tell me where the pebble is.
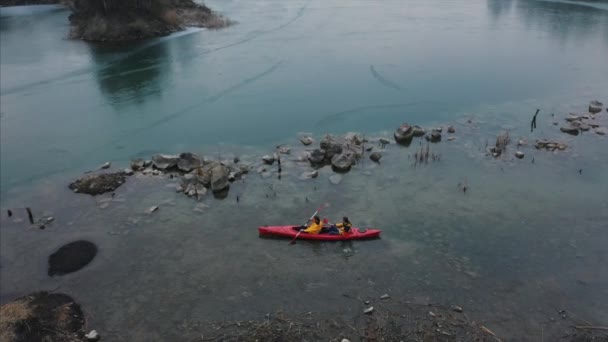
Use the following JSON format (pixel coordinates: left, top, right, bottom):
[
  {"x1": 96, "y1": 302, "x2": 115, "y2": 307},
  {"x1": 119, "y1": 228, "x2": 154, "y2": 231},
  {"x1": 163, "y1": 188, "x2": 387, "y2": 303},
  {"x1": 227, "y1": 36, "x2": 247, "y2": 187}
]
[
  {"x1": 100, "y1": 162, "x2": 111, "y2": 169},
  {"x1": 452, "y1": 305, "x2": 464, "y2": 313},
  {"x1": 380, "y1": 294, "x2": 390, "y2": 300},
  {"x1": 341, "y1": 339, "x2": 351, "y2": 342},
  {"x1": 364, "y1": 300, "x2": 370, "y2": 305},
  {"x1": 85, "y1": 330, "x2": 100, "y2": 341},
  {"x1": 515, "y1": 151, "x2": 524, "y2": 159},
  {"x1": 363, "y1": 306, "x2": 374, "y2": 314}
]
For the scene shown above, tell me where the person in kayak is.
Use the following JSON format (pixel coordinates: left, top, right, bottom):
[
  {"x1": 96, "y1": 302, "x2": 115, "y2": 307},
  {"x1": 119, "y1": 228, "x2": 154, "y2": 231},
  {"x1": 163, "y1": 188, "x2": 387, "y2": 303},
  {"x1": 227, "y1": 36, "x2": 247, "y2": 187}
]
[
  {"x1": 326, "y1": 217, "x2": 352, "y2": 235},
  {"x1": 299, "y1": 216, "x2": 323, "y2": 234}
]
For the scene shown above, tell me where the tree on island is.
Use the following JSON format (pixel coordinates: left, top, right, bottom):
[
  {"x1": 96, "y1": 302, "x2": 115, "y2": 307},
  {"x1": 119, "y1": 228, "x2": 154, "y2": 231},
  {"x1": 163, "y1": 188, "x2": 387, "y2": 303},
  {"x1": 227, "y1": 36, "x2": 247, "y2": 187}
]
[{"x1": 67, "y1": 0, "x2": 231, "y2": 41}]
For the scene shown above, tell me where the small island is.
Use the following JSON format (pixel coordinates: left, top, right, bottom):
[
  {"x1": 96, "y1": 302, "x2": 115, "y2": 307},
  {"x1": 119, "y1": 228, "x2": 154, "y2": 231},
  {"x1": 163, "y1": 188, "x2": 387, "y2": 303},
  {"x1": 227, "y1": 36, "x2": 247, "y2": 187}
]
[
  {"x1": 68, "y1": 0, "x2": 232, "y2": 41},
  {"x1": 0, "y1": 0, "x2": 232, "y2": 41}
]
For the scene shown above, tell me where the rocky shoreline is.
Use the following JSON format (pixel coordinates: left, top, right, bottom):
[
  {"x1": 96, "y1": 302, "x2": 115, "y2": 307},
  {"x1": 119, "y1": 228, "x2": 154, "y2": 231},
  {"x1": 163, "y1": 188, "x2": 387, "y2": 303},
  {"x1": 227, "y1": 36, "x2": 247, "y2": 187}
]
[{"x1": 66, "y1": 100, "x2": 606, "y2": 204}]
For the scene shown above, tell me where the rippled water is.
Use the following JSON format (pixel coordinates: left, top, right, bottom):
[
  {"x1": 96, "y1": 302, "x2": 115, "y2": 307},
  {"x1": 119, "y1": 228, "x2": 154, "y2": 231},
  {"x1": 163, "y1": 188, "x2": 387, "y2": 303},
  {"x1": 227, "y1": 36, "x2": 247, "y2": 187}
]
[{"x1": 1, "y1": 0, "x2": 608, "y2": 340}]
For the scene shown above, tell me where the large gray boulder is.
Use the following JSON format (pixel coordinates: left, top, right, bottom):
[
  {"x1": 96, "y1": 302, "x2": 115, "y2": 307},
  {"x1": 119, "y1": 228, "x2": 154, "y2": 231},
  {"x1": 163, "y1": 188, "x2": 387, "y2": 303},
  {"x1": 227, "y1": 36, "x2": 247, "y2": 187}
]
[
  {"x1": 589, "y1": 100, "x2": 603, "y2": 114},
  {"x1": 152, "y1": 154, "x2": 179, "y2": 170},
  {"x1": 177, "y1": 152, "x2": 203, "y2": 172},
  {"x1": 331, "y1": 151, "x2": 356, "y2": 172},
  {"x1": 209, "y1": 163, "x2": 230, "y2": 193},
  {"x1": 394, "y1": 123, "x2": 415, "y2": 145}
]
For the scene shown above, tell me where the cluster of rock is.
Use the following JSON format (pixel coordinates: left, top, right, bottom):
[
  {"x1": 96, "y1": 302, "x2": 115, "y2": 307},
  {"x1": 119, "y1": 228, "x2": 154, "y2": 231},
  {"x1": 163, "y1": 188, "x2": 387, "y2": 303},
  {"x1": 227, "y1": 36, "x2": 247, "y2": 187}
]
[
  {"x1": 137, "y1": 153, "x2": 249, "y2": 199},
  {"x1": 535, "y1": 140, "x2": 568, "y2": 151},
  {"x1": 560, "y1": 100, "x2": 605, "y2": 136},
  {"x1": 305, "y1": 133, "x2": 366, "y2": 172},
  {"x1": 393, "y1": 123, "x2": 456, "y2": 146},
  {"x1": 68, "y1": 172, "x2": 127, "y2": 195}
]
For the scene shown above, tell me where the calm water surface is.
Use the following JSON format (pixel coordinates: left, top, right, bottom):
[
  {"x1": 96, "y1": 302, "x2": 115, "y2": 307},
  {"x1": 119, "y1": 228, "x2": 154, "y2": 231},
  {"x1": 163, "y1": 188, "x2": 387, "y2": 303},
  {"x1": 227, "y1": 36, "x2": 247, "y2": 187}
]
[{"x1": 1, "y1": 0, "x2": 607, "y2": 340}]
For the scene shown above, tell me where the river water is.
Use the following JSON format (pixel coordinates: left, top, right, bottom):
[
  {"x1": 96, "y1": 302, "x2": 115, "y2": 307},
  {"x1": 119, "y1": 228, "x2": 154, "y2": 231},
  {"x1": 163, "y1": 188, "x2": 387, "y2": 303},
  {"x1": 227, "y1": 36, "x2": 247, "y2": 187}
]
[{"x1": 1, "y1": 0, "x2": 607, "y2": 340}]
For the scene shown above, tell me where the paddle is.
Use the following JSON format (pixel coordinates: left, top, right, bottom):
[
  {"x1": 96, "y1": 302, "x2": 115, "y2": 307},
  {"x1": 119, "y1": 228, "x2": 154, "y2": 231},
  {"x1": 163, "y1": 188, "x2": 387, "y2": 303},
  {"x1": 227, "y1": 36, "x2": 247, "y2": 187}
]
[{"x1": 289, "y1": 204, "x2": 326, "y2": 245}]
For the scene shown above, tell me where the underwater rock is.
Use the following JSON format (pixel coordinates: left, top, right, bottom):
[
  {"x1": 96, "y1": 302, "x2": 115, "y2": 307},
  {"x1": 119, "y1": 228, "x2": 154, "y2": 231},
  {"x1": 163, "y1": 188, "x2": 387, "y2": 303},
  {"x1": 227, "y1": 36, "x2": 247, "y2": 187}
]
[
  {"x1": 300, "y1": 171, "x2": 319, "y2": 180},
  {"x1": 589, "y1": 100, "x2": 603, "y2": 114},
  {"x1": 48, "y1": 241, "x2": 97, "y2": 276},
  {"x1": 299, "y1": 136, "x2": 314, "y2": 146},
  {"x1": 277, "y1": 146, "x2": 291, "y2": 154},
  {"x1": 262, "y1": 155, "x2": 276, "y2": 165},
  {"x1": 69, "y1": 172, "x2": 126, "y2": 195},
  {"x1": 331, "y1": 152, "x2": 356, "y2": 172},
  {"x1": 152, "y1": 154, "x2": 179, "y2": 170},
  {"x1": 560, "y1": 126, "x2": 579, "y2": 136},
  {"x1": 595, "y1": 127, "x2": 607, "y2": 135},
  {"x1": 447, "y1": 126, "x2": 456, "y2": 133},
  {"x1": 425, "y1": 130, "x2": 442, "y2": 143},
  {"x1": 370, "y1": 152, "x2": 382, "y2": 163},
  {"x1": 0, "y1": 292, "x2": 86, "y2": 342},
  {"x1": 394, "y1": 123, "x2": 415, "y2": 145},
  {"x1": 308, "y1": 149, "x2": 326, "y2": 165},
  {"x1": 379, "y1": 138, "x2": 391, "y2": 145},
  {"x1": 329, "y1": 174, "x2": 343, "y2": 185},
  {"x1": 177, "y1": 152, "x2": 203, "y2": 172}
]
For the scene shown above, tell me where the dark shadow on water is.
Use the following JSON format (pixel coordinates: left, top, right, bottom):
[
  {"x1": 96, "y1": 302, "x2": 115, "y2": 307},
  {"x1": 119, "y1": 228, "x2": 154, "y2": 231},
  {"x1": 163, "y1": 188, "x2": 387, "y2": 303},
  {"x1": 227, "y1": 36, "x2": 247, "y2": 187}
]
[{"x1": 89, "y1": 41, "x2": 172, "y2": 108}]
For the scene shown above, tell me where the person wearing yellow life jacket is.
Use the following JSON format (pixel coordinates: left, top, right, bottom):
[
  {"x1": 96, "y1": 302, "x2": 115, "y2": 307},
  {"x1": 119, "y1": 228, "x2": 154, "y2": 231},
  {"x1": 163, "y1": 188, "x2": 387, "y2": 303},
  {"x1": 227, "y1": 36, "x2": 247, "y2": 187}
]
[
  {"x1": 300, "y1": 216, "x2": 323, "y2": 234},
  {"x1": 327, "y1": 217, "x2": 352, "y2": 235}
]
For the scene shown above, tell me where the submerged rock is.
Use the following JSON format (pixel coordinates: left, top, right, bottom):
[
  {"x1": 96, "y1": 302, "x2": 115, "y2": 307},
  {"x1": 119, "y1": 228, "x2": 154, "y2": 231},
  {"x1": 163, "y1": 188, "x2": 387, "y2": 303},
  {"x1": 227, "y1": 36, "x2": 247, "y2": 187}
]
[
  {"x1": 300, "y1": 171, "x2": 319, "y2": 180},
  {"x1": 560, "y1": 126, "x2": 579, "y2": 136},
  {"x1": 308, "y1": 149, "x2": 326, "y2": 165},
  {"x1": 177, "y1": 152, "x2": 203, "y2": 172},
  {"x1": 152, "y1": 154, "x2": 179, "y2": 170},
  {"x1": 299, "y1": 136, "x2": 314, "y2": 146},
  {"x1": 447, "y1": 126, "x2": 456, "y2": 133},
  {"x1": 370, "y1": 152, "x2": 382, "y2": 163},
  {"x1": 589, "y1": 100, "x2": 603, "y2": 114},
  {"x1": 69, "y1": 172, "x2": 126, "y2": 195},
  {"x1": 48, "y1": 240, "x2": 97, "y2": 276},
  {"x1": 425, "y1": 130, "x2": 442, "y2": 143},
  {"x1": 0, "y1": 292, "x2": 86, "y2": 342},
  {"x1": 262, "y1": 155, "x2": 276, "y2": 165},
  {"x1": 329, "y1": 174, "x2": 343, "y2": 185},
  {"x1": 331, "y1": 152, "x2": 356, "y2": 172}
]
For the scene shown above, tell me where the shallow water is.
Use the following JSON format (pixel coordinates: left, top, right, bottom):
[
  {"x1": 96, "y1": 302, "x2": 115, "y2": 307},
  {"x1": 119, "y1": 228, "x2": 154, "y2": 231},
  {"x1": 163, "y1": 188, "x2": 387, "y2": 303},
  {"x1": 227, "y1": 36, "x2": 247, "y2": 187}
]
[{"x1": 1, "y1": 0, "x2": 608, "y2": 341}]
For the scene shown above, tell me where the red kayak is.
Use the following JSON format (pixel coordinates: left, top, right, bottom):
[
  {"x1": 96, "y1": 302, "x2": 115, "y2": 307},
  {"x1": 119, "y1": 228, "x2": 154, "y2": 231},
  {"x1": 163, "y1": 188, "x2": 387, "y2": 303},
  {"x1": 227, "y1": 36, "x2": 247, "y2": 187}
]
[{"x1": 258, "y1": 226, "x2": 381, "y2": 241}]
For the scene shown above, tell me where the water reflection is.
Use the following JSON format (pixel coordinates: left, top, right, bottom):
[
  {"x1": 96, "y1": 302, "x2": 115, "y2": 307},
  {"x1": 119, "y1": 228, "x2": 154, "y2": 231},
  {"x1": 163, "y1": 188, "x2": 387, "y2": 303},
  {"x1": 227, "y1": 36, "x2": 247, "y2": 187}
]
[
  {"x1": 90, "y1": 41, "x2": 172, "y2": 107},
  {"x1": 488, "y1": 0, "x2": 608, "y2": 42}
]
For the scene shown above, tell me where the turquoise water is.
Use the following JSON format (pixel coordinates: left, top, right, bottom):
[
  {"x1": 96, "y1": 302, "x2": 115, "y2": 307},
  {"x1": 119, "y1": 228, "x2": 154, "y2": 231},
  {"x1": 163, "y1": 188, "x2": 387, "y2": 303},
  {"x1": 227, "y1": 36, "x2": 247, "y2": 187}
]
[
  {"x1": 1, "y1": 1, "x2": 608, "y2": 340},
  {"x1": 1, "y1": 0, "x2": 607, "y2": 192}
]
